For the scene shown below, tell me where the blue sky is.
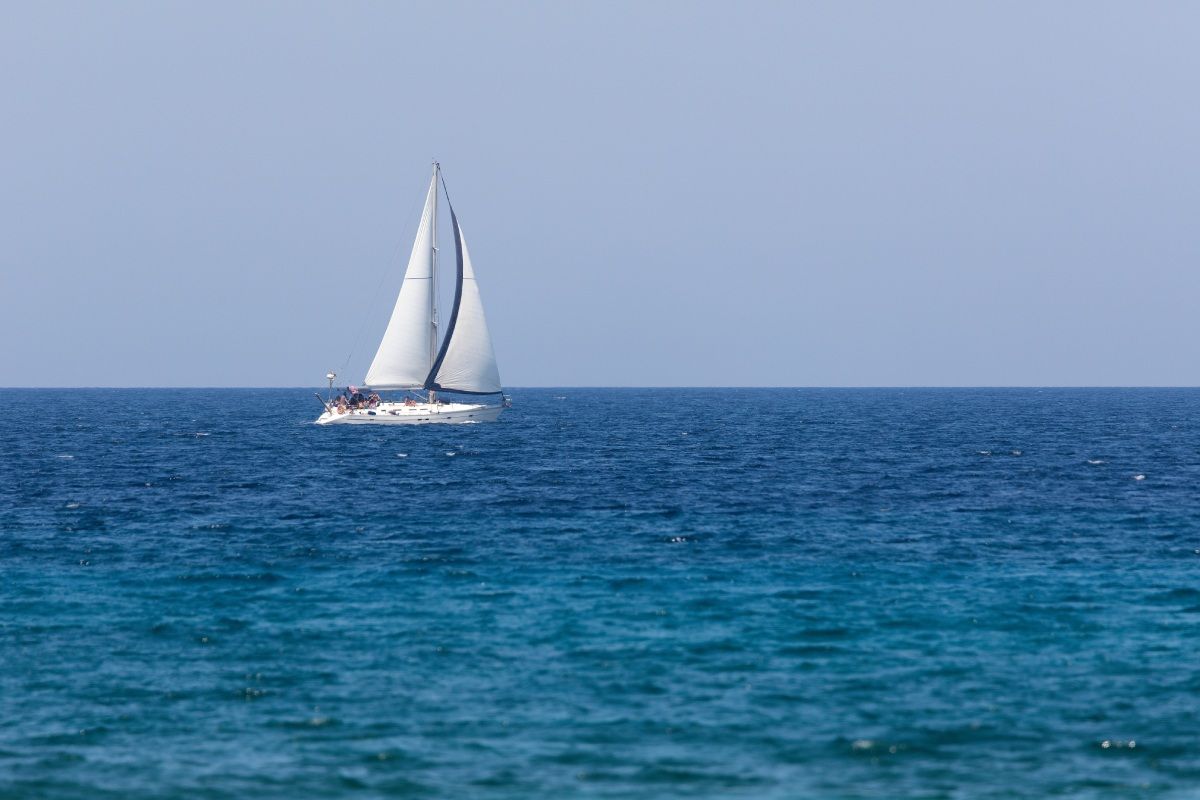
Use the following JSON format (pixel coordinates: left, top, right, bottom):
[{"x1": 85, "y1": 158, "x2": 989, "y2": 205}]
[{"x1": 2, "y1": 2, "x2": 1198, "y2": 387}]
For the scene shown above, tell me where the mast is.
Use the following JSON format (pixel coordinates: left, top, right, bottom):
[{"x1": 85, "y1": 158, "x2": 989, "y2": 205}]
[
  {"x1": 365, "y1": 162, "x2": 501, "y2": 399},
  {"x1": 429, "y1": 161, "x2": 439, "y2": 404}
]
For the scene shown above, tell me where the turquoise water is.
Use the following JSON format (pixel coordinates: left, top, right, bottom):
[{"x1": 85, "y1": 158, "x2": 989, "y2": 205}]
[{"x1": 2, "y1": 388, "x2": 1199, "y2": 798}]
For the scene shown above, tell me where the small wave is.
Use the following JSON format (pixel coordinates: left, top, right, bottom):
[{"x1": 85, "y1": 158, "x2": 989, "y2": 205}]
[
  {"x1": 1087, "y1": 459, "x2": 1105, "y2": 465},
  {"x1": 445, "y1": 451, "x2": 456, "y2": 456},
  {"x1": 773, "y1": 589, "x2": 822, "y2": 600},
  {"x1": 1011, "y1": 449, "x2": 1022, "y2": 456},
  {"x1": 1147, "y1": 587, "x2": 1200, "y2": 603},
  {"x1": 1100, "y1": 739, "x2": 1136, "y2": 750},
  {"x1": 801, "y1": 627, "x2": 851, "y2": 640},
  {"x1": 30, "y1": 727, "x2": 110, "y2": 746},
  {"x1": 194, "y1": 432, "x2": 210, "y2": 438},
  {"x1": 65, "y1": 502, "x2": 80, "y2": 509},
  {"x1": 608, "y1": 577, "x2": 647, "y2": 590},
  {"x1": 1133, "y1": 474, "x2": 1146, "y2": 481},
  {"x1": 396, "y1": 453, "x2": 408, "y2": 458},
  {"x1": 977, "y1": 450, "x2": 991, "y2": 456},
  {"x1": 271, "y1": 716, "x2": 339, "y2": 730},
  {"x1": 56, "y1": 454, "x2": 74, "y2": 460},
  {"x1": 848, "y1": 738, "x2": 904, "y2": 755},
  {"x1": 178, "y1": 572, "x2": 284, "y2": 583}
]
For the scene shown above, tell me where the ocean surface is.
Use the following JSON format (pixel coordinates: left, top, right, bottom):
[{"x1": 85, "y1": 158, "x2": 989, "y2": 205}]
[{"x1": 2, "y1": 388, "x2": 1199, "y2": 799}]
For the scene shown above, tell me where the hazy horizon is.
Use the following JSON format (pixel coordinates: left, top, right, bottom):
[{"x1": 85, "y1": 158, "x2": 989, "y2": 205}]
[
  {"x1": 5, "y1": 385, "x2": 1199, "y2": 390},
  {"x1": 4, "y1": 3, "x2": 1199, "y2": 388}
]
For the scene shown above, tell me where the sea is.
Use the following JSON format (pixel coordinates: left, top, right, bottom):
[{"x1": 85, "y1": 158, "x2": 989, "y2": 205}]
[{"x1": 2, "y1": 388, "x2": 1199, "y2": 799}]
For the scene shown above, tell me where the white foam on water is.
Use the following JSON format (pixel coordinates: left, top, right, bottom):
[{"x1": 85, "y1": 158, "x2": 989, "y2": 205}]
[
  {"x1": 977, "y1": 450, "x2": 991, "y2": 456},
  {"x1": 446, "y1": 451, "x2": 456, "y2": 456},
  {"x1": 195, "y1": 432, "x2": 210, "y2": 437},
  {"x1": 1011, "y1": 450, "x2": 1023, "y2": 456},
  {"x1": 56, "y1": 454, "x2": 74, "y2": 459},
  {"x1": 65, "y1": 502, "x2": 80, "y2": 509},
  {"x1": 1087, "y1": 459, "x2": 1105, "y2": 465},
  {"x1": 396, "y1": 453, "x2": 408, "y2": 458},
  {"x1": 1133, "y1": 474, "x2": 1146, "y2": 481},
  {"x1": 1101, "y1": 739, "x2": 1137, "y2": 749}
]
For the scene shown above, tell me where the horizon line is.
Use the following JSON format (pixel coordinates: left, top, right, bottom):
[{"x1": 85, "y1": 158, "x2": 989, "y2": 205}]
[{"x1": 4, "y1": 385, "x2": 1200, "y2": 391}]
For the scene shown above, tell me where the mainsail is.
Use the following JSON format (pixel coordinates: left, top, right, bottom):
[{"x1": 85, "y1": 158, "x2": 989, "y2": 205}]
[
  {"x1": 424, "y1": 188, "x2": 502, "y2": 395},
  {"x1": 363, "y1": 172, "x2": 438, "y2": 389}
]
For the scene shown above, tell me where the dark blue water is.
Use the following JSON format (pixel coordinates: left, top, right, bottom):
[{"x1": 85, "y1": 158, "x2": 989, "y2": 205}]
[{"x1": 2, "y1": 389, "x2": 1199, "y2": 799}]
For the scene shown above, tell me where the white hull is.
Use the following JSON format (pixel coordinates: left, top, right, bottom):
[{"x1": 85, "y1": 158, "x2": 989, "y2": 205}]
[{"x1": 315, "y1": 400, "x2": 504, "y2": 426}]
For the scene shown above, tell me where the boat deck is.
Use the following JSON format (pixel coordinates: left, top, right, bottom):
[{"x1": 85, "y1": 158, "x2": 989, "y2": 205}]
[{"x1": 316, "y1": 400, "x2": 503, "y2": 425}]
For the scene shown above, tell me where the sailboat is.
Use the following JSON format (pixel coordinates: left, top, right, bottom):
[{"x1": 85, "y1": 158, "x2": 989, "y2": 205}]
[{"x1": 315, "y1": 162, "x2": 508, "y2": 425}]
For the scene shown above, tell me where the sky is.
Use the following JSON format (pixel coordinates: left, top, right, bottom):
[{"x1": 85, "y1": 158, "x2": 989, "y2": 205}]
[{"x1": 2, "y1": 2, "x2": 1198, "y2": 387}]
